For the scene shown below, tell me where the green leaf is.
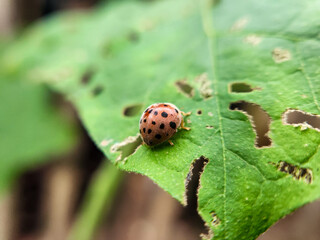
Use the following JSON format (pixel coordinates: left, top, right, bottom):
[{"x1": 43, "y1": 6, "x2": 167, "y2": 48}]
[
  {"x1": 0, "y1": 79, "x2": 77, "y2": 193},
  {"x1": 2, "y1": 0, "x2": 320, "y2": 239}
]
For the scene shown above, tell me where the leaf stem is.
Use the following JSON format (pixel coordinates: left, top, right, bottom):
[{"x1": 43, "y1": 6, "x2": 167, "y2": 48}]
[{"x1": 68, "y1": 161, "x2": 123, "y2": 240}]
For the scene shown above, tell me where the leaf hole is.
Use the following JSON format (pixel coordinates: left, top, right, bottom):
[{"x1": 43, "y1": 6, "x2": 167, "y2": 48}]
[
  {"x1": 123, "y1": 103, "x2": 144, "y2": 117},
  {"x1": 110, "y1": 134, "x2": 142, "y2": 162},
  {"x1": 229, "y1": 101, "x2": 272, "y2": 148},
  {"x1": 92, "y1": 85, "x2": 104, "y2": 96},
  {"x1": 184, "y1": 156, "x2": 210, "y2": 237},
  {"x1": 200, "y1": 228, "x2": 214, "y2": 240},
  {"x1": 81, "y1": 69, "x2": 95, "y2": 85},
  {"x1": 197, "y1": 109, "x2": 202, "y2": 115},
  {"x1": 185, "y1": 156, "x2": 209, "y2": 205},
  {"x1": 272, "y1": 48, "x2": 291, "y2": 63},
  {"x1": 230, "y1": 17, "x2": 249, "y2": 32},
  {"x1": 270, "y1": 161, "x2": 313, "y2": 184},
  {"x1": 229, "y1": 82, "x2": 259, "y2": 93},
  {"x1": 244, "y1": 34, "x2": 262, "y2": 46},
  {"x1": 127, "y1": 31, "x2": 140, "y2": 42},
  {"x1": 194, "y1": 73, "x2": 213, "y2": 99},
  {"x1": 175, "y1": 79, "x2": 194, "y2": 98},
  {"x1": 100, "y1": 139, "x2": 113, "y2": 147},
  {"x1": 282, "y1": 109, "x2": 320, "y2": 132},
  {"x1": 206, "y1": 125, "x2": 214, "y2": 129},
  {"x1": 210, "y1": 211, "x2": 221, "y2": 226}
]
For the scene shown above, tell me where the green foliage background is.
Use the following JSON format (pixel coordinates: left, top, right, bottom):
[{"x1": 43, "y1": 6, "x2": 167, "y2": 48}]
[{"x1": 0, "y1": 80, "x2": 76, "y2": 192}]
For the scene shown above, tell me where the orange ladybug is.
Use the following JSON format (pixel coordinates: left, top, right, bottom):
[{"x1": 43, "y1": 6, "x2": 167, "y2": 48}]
[{"x1": 139, "y1": 103, "x2": 190, "y2": 146}]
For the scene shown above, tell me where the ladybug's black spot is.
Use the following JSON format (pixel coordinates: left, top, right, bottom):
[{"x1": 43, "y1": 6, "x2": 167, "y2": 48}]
[
  {"x1": 154, "y1": 111, "x2": 158, "y2": 116},
  {"x1": 160, "y1": 123, "x2": 165, "y2": 129},
  {"x1": 152, "y1": 121, "x2": 156, "y2": 125},
  {"x1": 148, "y1": 129, "x2": 152, "y2": 134},
  {"x1": 143, "y1": 128, "x2": 146, "y2": 133},
  {"x1": 161, "y1": 112, "x2": 168, "y2": 118},
  {"x1": 144, "y1": 108, "x2": 149, "y2": 113},
  {"x1": 149, "y1": 141, "x2": 153, "y2": 145},
  {"x1": 164, "y1": 104, "x2": 168, "y2": 107},
  {"x1": 143, "y1": 119, "x2": 147, "y2": 123},
  {"x1": 175, "y1": 109, "x2": 179, "y2": 114},
  {"x1": 155, "y1": 134, "x2": 162, "y2": 139},
  {"x1": 169, "y1": 121, "x2": 176, "y2": 129},
  {"x1": 148, "y1": 109, "x2": 153, "y2": 114},
  {"x1": 166, "y1": 133, "x2": 169, "y2": 136}
]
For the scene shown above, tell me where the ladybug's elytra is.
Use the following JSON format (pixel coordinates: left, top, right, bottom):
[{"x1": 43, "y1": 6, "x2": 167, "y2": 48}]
[{"x1": 139, "y1": 103, "x2": 190, "y2": 146}]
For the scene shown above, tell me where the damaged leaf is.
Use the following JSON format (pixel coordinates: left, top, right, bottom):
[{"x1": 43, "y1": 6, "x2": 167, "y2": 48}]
[{"x1": 1, "y1": 0, "x2": 320, "y2": 239}]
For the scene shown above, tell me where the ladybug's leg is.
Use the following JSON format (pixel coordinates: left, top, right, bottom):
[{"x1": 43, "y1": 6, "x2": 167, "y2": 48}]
[
  {"x1": 168, "y1": 140, "x2": 174, "y2": 146},
  {"x1": 181, "y1": 111, "x2": 191, "y2": 116},
  {"x1": 180, "y1": 118, "x2": 191, "y2": 131}
]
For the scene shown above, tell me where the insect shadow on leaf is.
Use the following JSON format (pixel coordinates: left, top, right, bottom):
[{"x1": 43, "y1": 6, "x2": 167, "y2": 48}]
[
  {"x1": 229, "y1": 101, "x2": 272, "y2": 148},
  {"x1": 282, "y1": 109, "x2": 320, "y2": 132}
]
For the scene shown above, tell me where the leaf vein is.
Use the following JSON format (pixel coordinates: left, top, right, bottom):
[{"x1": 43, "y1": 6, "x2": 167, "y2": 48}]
[
  {"x1": 226, "y1": 148, "x2": 267, "y2": 181},
  {"x1": 295, "y1": 43, "x2": 320, "y2": 112},
  {"x1": 200, "y1": 0, "x2": 228, "y2": 237}
]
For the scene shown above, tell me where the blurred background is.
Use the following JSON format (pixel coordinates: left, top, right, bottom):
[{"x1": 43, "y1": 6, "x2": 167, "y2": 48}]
[{"x1": 0, "y1": 0, "x2": 320, "y2": 240}]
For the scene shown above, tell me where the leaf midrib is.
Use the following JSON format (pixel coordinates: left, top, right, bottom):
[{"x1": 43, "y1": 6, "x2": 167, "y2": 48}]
[{"x1": 199, "y1": 0, "x2": 228, "y2": 237}]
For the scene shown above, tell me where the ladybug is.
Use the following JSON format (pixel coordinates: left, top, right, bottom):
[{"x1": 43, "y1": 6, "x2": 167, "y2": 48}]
[{"x1": 139, "y1": 103, "x2": 191, "y2": 146}]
